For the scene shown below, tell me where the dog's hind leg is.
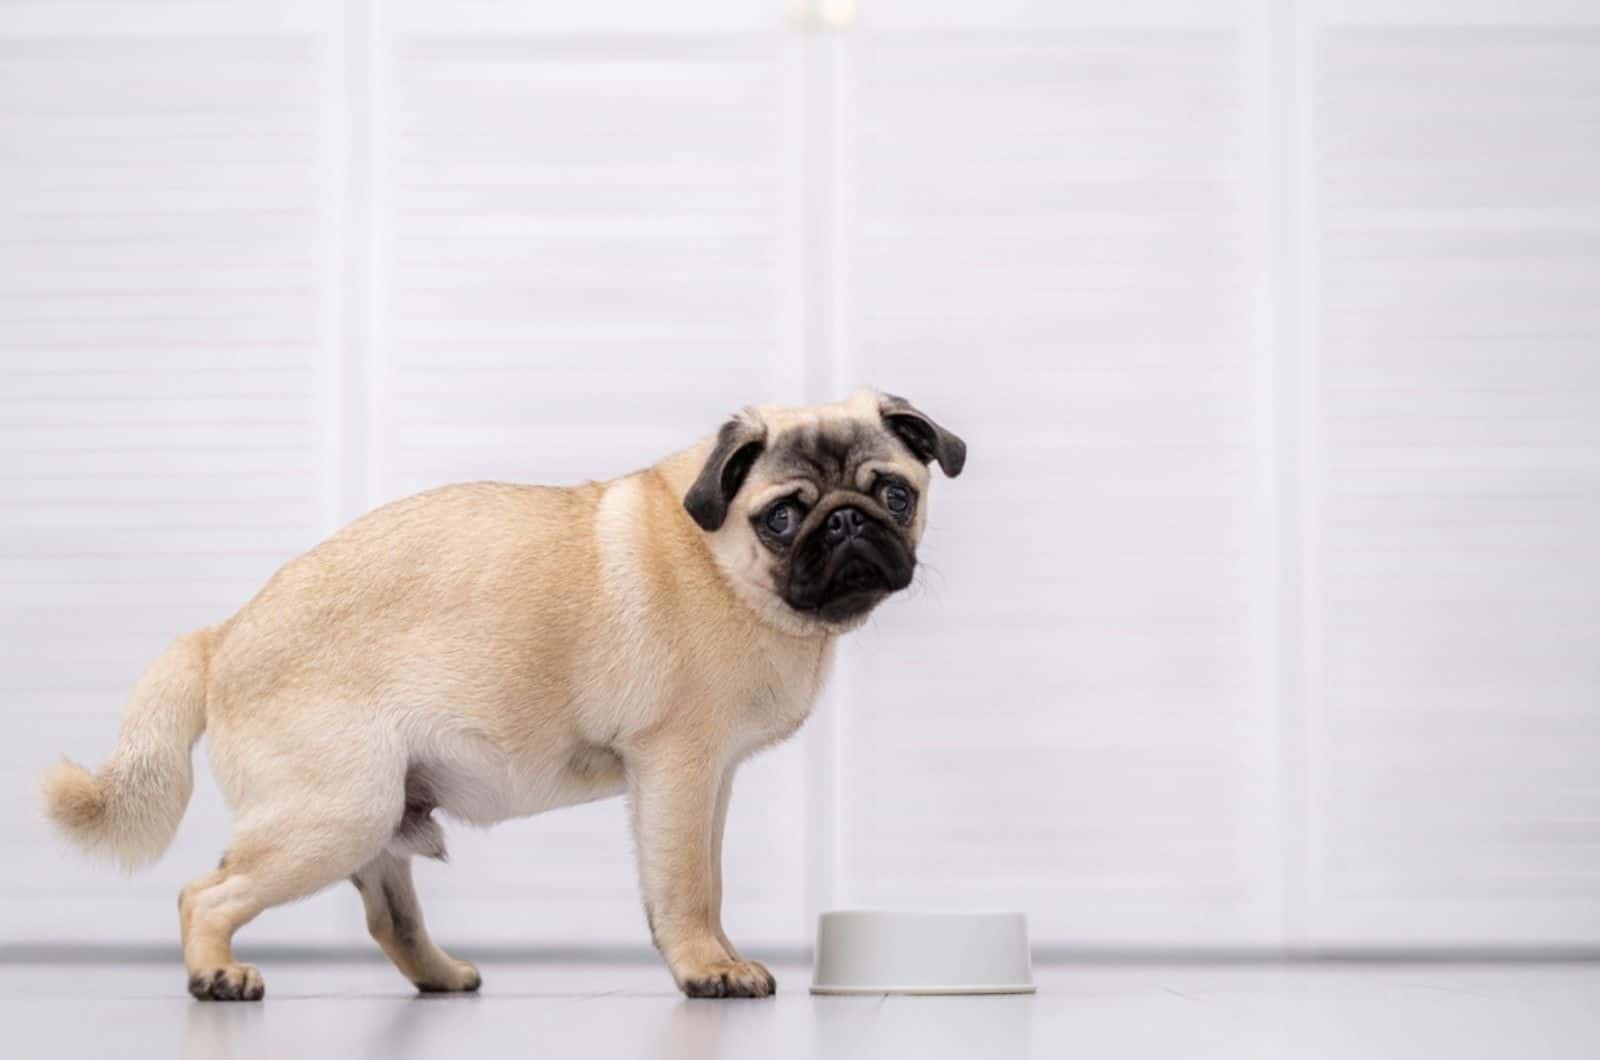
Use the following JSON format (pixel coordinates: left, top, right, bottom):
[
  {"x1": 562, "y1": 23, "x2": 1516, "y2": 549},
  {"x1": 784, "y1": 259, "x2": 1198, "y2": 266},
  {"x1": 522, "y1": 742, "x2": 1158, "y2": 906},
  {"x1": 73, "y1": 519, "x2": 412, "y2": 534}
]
[
  {"x1": 351, "y1": 849, "x2": 479, "y2": 993},
  {"x1": 179, "y1": 770, "x2": 402, "y2": 1001}
]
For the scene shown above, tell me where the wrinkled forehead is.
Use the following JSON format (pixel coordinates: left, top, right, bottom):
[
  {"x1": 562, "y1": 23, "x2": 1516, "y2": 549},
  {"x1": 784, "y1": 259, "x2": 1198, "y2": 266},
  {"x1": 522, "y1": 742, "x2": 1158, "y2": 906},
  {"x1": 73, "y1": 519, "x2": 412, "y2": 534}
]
[{"x1": 750, "y1": 416, "x2": 923, "y2": 506}]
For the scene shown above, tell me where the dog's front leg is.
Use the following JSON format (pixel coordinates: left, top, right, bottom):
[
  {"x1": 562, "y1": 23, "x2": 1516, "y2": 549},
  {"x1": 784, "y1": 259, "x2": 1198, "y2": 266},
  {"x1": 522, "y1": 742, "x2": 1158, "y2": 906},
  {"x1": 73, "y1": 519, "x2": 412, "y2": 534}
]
[
  {"x1": 710, "y1": 764, "x2": 740, "y2": 960},
  {"x1": 627, "y1": 742, "x2": 775, "y2": 998}
]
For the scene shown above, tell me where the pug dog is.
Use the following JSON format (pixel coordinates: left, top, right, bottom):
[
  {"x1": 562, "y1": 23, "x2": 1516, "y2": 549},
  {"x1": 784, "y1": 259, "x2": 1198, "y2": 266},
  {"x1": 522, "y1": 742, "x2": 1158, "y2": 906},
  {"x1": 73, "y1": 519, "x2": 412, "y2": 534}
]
[{"x1": 41, "y1": 388, "x2": 965, "y2": 1001}]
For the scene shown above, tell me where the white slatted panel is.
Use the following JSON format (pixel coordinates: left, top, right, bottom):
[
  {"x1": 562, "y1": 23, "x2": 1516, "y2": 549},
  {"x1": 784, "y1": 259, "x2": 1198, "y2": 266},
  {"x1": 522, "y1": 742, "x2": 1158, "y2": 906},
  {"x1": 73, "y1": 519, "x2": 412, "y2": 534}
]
[
  {"x1": 375, "y1": 15, "x2": 800, "y2": 496},
  {"x1": 1304, "y1": 6, "x2": 1600, "y2": 944},
  {"x1": 370, "y1": 2, "x2": 810, "y2": 949},
  {"x1": 832, "y1": 2, "x2": 1281, "y2": 944},
  {"x1": 4, "y1": 0, "x2": 1599, "y2": 956},
  {"x1": 0, "y1": 5, "x2": 341, "y2": 941}
]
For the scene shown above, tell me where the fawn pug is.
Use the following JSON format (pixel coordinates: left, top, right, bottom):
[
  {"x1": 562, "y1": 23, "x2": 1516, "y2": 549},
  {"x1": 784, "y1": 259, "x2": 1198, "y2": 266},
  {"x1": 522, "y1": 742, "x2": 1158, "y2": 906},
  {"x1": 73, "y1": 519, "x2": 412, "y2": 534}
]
[{"x1": 43, "y1": 388, "x2": 965, "y2": 1000}]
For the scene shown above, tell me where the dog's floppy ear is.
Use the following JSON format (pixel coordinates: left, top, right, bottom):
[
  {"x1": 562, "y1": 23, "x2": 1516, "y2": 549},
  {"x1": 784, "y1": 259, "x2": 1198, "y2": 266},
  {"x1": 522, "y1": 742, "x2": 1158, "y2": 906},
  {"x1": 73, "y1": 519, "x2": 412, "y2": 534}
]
[
  {"x1": 879, "y1": 394, "x2": 967, "y2": 478},
  {"x1": 683, "y1": 415, "x2": 767, "y2": 531}
]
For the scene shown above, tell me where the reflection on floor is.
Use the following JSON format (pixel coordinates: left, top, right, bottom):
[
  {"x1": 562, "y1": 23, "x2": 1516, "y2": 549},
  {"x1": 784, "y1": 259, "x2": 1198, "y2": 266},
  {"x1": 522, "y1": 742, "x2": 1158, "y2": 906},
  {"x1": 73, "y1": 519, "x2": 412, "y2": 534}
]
[{"x1": 1, "y1": 957, "x2": 1598, "y2": 1059}]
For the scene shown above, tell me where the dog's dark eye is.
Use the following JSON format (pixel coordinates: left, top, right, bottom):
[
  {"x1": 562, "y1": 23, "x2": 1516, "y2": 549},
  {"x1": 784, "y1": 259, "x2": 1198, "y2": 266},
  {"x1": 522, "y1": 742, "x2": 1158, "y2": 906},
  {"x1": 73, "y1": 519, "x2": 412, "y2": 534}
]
[
  {"x1": 881, "y1": 484, "x2": 911, "y2": 515},
  {"x1": 765, "y1": 502, "x2": 797, "y2": 536}
]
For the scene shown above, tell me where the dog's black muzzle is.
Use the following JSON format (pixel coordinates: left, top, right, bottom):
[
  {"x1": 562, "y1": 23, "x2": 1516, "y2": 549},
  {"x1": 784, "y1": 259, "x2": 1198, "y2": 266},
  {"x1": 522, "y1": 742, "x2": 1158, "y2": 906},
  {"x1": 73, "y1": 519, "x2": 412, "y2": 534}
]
[{"x1": 784, "y1": 506, "x2": 915, "y2": 623}]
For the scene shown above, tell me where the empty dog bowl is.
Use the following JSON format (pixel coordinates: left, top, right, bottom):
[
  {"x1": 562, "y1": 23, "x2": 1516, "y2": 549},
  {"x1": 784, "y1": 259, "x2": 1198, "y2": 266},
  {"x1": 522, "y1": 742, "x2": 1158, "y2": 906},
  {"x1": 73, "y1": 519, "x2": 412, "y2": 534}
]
[{"x1": 810, "y1": 910, "x2": 1036, "y2": 995}]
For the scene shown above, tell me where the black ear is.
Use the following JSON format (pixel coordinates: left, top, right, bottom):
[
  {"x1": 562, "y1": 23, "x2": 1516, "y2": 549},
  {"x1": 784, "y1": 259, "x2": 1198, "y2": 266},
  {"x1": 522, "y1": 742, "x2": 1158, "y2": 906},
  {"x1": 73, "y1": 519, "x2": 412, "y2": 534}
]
[
  {"x1": 880, "y1": 394, "x2": 967, "y2": 478},
  {"x1": 683, "y1": 417, "x2": 767, "y2": 531}
]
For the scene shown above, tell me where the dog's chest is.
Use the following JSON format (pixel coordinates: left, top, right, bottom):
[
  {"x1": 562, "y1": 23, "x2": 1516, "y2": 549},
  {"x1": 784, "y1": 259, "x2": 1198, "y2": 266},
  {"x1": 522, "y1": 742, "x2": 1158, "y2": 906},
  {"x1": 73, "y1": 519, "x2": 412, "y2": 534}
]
[{"x1": 732, "y1": 637, "x2": 835, "y2": 753}]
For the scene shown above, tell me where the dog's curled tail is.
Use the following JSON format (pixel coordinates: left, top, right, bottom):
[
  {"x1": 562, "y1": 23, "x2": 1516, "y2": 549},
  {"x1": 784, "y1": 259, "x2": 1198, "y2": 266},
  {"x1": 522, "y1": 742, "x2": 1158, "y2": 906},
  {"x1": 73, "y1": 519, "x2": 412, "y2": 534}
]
[{"x1": 42, "y1": 630, "x2": 212, "y2": 870}]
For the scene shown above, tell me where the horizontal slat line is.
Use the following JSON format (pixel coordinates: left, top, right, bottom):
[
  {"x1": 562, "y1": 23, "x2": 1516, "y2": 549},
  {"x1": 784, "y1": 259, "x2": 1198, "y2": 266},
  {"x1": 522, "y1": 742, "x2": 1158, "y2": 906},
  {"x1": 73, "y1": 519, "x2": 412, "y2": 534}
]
[
  {"x1": 1327, "y1": 384, "x2": 1600, "y2": 393},
  {"x1": 0, "y1": 353, "x2": 316, "y2": 363},
  {"x1": 0, "y1": 105, "x2": 317, "y2": 118},
  {"x1": 0, "y1": 396, "x2": 311, "y2": 405},
  {"x1": 1, "y1": 145, "x2": 315, "y2": 158},
  {"x1": 0, "y1": 359, "x2": 313, "y2": 369},
  {"x1": 2, "y1": 210, "x2": 315, "y2": 220},
  {"x1": 0, "y1": 239, "x2": 315, "y2": 248},
  {"x1": 389, "y1": 232, "x2": 771, "y2": 242},
  {"x1": 4, "y1": 157, "x2": 318, "y2": 167},
  {"x1": 0, "y1": 497, "x2": 310, "y2": 506},
  {"x1": 0, "y1": 466, "x2": 310, "y2": 475},
  {"x1": 0, "y1": 288, "x2": 317, "y2": 298},
  {"x1": 1, "y1": 580, "x2": 276, "y2": 587},
  {"x1": 0, "y1": 445, "x2": 318, "y2": 451},
  {"x1": 0, "y1": 550, "x2": 297, "y2": 558},
  {"x1": 389, "y1": 212, "x2": 771, "y2": 224},
  {"x1": 2, "y1": 520, "x2": 311, "y2": 531}
]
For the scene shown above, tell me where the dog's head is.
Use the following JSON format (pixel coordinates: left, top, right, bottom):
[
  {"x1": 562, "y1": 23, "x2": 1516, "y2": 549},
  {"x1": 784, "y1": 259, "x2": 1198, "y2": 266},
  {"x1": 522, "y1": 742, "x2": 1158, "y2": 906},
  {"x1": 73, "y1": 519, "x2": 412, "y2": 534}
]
[{"x1": 682, "y1": 389, "x2": 965, "y2": 634}]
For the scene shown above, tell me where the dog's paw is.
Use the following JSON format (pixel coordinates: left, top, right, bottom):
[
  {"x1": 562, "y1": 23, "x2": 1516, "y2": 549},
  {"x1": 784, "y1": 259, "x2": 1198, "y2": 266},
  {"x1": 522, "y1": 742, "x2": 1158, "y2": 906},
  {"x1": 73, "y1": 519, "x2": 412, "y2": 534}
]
[
  {"x1": 187, "y1": 964, "x2": 265, "y2": 1002},
  {"x1": 679, "y1": 959, "x2": 776, "y2": 999},
  {"x1": 415, "y1": 959, "x2": 482, "y2": 994}
]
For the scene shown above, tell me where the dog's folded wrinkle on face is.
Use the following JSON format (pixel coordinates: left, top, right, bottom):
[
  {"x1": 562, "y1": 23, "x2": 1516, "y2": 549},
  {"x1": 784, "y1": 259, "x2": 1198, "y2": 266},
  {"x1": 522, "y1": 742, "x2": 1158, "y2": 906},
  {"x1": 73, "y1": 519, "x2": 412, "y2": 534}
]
[{"x1": 39, "y1": 387, "x2": 964, "y2": 1002}]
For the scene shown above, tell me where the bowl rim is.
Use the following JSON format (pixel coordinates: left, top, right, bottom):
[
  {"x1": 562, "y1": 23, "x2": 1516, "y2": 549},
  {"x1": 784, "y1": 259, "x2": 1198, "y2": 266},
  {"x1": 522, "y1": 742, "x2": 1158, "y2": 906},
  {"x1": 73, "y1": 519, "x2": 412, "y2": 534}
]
[{"x1": 810, "y1": 983, "x2": 1038, "y2": 996}]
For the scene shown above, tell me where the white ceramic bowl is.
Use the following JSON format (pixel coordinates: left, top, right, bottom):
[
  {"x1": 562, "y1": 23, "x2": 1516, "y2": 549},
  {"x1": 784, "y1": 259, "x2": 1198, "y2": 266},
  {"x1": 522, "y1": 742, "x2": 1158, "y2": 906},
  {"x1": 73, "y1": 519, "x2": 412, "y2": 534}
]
[{"x1": 810, "y1": 910, "x2": 1036, "y2": 995}]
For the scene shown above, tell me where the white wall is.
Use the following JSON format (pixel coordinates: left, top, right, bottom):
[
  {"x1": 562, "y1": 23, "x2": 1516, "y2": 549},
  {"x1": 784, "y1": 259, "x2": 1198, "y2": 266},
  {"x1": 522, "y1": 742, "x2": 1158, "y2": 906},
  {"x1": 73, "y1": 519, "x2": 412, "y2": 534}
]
[{"x1": 2, "y1": 0, "x2": 1597, "y2": 953}]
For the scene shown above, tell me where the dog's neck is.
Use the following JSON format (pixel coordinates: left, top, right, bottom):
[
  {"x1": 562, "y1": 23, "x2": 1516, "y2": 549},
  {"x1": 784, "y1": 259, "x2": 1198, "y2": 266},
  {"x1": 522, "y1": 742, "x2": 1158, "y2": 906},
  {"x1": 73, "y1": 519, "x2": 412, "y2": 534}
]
[{"x1": 651, "y1": 437, "x2": 716, "y2": 508}]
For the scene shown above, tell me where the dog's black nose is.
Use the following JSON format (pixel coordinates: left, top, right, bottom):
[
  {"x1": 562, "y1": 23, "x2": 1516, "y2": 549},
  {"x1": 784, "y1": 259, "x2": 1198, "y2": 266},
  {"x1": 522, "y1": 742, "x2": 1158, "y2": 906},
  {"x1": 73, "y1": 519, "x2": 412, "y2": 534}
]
[{"x1": 825, "y1": 507, "x2": 868, "y2": 545}]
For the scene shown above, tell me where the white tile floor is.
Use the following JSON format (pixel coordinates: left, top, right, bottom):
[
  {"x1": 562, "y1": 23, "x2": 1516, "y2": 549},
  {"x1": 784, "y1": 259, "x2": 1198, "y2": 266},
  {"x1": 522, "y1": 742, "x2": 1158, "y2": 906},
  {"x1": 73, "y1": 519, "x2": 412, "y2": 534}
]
[{"x1": 2, "y1": 957, "x2": 1598, "y2": 1059}]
